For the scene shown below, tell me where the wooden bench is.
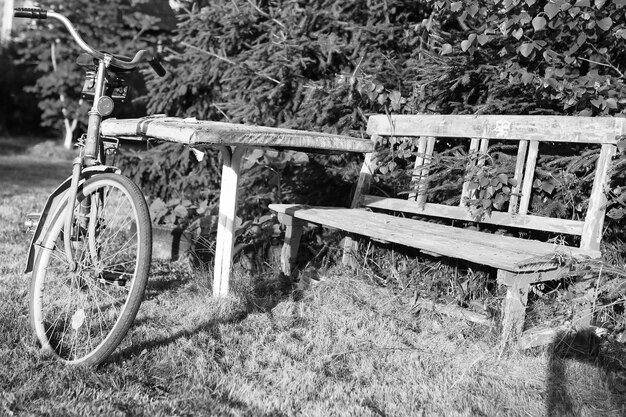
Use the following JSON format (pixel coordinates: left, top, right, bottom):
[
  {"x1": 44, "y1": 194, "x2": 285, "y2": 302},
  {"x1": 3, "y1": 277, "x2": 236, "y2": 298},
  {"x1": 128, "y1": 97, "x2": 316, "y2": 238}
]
[{"x1": 270, "y1": 114, "x2": 622, "y2": 346}]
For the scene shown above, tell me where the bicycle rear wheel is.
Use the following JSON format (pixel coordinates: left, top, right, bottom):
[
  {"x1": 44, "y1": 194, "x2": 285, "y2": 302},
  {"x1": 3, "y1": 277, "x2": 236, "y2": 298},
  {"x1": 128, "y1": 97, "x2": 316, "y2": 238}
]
[{"x1": 30, "y1": 173, "x2": 151, "y2": 366}]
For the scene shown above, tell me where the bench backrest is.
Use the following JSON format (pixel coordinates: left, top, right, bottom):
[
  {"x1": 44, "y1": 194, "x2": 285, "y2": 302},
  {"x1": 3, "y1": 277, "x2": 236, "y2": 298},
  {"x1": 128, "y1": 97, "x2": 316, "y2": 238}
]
[{"x1": 354, "y1": 115, "x2": 623, "y2": 255}]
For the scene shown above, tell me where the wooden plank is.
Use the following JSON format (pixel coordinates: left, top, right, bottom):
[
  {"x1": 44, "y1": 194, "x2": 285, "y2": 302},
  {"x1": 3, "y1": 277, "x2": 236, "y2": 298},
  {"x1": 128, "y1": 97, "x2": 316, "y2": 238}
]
[
  {"x1": 460, "y1": 138, "x2": 481, "y2": 206},
  {"x1": 101, "y1": 117, "x2": 374, "y2": 153},
  {"x1": 509, "y1": 140, "x2": 529, "y2": 214},
  {"x1": 213, "y1": 146, "x2": 245, "y2": 297},
  {"x1": 580, "y1": 144, "x2": 617, "y2": 252},
  {"x1": 518, "y1": 140, "x2": 539, "y2": 215},
  {"x1": 408, "y1": 137, "x2": 428, "y2": 201},
  {"x1": 268, "y1": 204, "x2": 599, "y2": 271},
  {"x1": 343, "y1": 143, "x2": 377, "y2": 267},
  {"x1": 412, "y1": 137, "x2": 436, "y2": 207},
  {"x1": 367, "y1": 115, "x2": 622, "y2": 144},
  {"x1": 360, "y1": 196, "x2": 586, "y2": 236}
]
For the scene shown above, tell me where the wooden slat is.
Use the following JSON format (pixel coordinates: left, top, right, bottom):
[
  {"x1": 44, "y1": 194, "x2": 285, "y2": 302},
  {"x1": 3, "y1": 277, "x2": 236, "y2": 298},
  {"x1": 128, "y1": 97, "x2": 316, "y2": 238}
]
[
  {"x1": 367, "y1": 115, "x2": 622, "y2": 144},
  {"x1": 101, "y1": 117, "x2": 375, "y2": 154},
  {"x1": 408, "y1": 137, "x2": 429, "y2": 201},
  {"x1": 412, "y1": 137, "x2": 436, "y2": 207},
  {"x1": 509, "y1": 140, "x2": 529, "y2": 214},
  {"x1": 518, "y1": 140, "x2": 539, "y2": 215},
  {"x1": 580, "y1": 144, "x2": 617, "y2": 252},
  {"x1": 361, "y1": 195, "x2": 586, "y2": 236},
  {"x1": 268, "y1": 204, "x2": 598, "y2": 271},
  {"x1": 460, "y1": 138, "x2": 482, "y2": 206}
]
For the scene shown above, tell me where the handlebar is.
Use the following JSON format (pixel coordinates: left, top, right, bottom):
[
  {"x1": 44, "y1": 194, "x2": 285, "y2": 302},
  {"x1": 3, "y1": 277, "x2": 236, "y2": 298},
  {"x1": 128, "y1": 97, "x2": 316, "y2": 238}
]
[{"x1": 13, "y1": 8, "x2": 166, "y2": 77}]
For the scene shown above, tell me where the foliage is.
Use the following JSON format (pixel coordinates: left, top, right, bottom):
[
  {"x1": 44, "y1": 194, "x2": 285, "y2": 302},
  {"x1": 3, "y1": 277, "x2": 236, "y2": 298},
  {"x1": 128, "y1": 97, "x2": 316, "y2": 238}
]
[
  {"x1": 145, "y1": 0, "x2": 429, "y2": 129},
  {"x1": 0, "y1": 45, "x2": 42, "y2": 134},
  {"x1": 12, "y1": 0, "x2": 171, "y2": 135},
  {"x1": 463, "y1": 154, "x2": 519, "y2": 220}
]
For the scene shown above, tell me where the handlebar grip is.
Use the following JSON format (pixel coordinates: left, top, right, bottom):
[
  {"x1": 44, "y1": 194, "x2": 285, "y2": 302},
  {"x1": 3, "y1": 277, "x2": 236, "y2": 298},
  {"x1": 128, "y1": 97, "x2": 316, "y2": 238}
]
[
  {"x1": 13, "y1": 8, "x2": 48, "y2": 19},
  {"x1": 148, "y1": 56, "x2": 166, "y2": 77}
]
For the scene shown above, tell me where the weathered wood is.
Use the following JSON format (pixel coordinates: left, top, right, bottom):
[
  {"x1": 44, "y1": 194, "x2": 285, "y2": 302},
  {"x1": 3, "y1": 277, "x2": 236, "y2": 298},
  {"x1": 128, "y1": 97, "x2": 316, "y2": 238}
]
[
  {"x1": 213, "y1": 146, "x2": 245, "y2": 297},
  {"x1": 499, "y1": 270, "x2": 531, "y2": 347},
  {"x1": 509, "y1": 140, "x2": 529, "y2": 214},
  {"x1": 581, "y1": 144, "x2": 617, "y2": 252},
  {"x1": 367, "y1": 114, "x2": 623, "y2": 144},
  {"x1": 268, "y1": 204, "x2": 596, "y2": 272},
  {"x1": 276, "y1": 213, "x2": 305, "y2": 278},
  {"x1": 415, "y1": 137, "x2": 436, "y2": 208},
  {"x1": 270, "y1": 113, "x2": 620, "y2": 347},
  {"x1": 415, "y1": 299, "x2": 493, "y2": 327},
  {"x1": 101, "y1": 116, "x2": 374, "y2": 154},
  {"x1": 518, "y1": 325, "x2": 569, "y2": 350},
  {"x1": 361, "y1": 196, "x2": 587, "y2": 237},
  {"x1": 342, "y1": 148, "x2": 376, "y2": 268},
  {"x1": 518, "y1": 140, "x2": 539, "y2": 215},
  {"x1": 460, "y1": 138, "x2": 482, "y2": 205}
]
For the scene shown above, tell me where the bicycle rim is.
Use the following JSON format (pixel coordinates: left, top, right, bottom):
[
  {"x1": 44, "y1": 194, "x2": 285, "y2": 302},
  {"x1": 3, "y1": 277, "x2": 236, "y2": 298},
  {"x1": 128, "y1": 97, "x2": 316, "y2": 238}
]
[{"x1": 30, "y1": 173, "x2": 151, "y2": 366}]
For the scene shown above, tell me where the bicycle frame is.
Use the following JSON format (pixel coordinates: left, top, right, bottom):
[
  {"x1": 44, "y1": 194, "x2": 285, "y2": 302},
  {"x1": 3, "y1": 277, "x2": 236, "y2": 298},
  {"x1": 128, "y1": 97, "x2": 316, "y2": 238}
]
[{"x1": 15, "y1": 8, "x2": 166, "y2": 270}]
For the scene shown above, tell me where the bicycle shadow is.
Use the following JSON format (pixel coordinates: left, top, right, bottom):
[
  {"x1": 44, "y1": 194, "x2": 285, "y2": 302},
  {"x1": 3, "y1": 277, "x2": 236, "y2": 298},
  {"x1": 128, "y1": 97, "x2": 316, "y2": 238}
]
[
  {"x1": 112, "y1": 266, "x2": 293, "y2": 362},
  {"x1": 545, "y1": 328, "x2": 626, "y2": 416}
]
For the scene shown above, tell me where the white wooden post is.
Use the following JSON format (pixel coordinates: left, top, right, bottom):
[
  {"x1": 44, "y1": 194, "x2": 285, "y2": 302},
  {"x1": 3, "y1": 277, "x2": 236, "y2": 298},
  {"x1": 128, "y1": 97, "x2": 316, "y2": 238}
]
[
  {"x1": 213, "y1": 146, "x2": 246, "y2": 297},
  {"x1": 1, "y1": 0, "x2": 14, "y2": 45}
]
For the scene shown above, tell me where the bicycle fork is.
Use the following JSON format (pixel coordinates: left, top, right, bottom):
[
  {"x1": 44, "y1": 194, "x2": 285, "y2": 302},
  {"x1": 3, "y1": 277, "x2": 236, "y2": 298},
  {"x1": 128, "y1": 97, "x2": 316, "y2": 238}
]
[{"x1": 62, "y1": 59, "x2": 108, "y2": 270}]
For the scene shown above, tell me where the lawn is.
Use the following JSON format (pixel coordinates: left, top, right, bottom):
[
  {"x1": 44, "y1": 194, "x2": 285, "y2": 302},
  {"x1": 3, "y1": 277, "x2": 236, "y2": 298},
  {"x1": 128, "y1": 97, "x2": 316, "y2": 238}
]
[{"x1": 1, "y1": 139, "x2": 625, "y2": 416}]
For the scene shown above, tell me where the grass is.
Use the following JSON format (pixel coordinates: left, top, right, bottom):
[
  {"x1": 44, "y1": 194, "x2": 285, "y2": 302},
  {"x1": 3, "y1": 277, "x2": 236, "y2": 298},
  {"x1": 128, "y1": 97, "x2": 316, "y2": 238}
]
[{"x1": 1, "y1": 139, "x2": 625, "y2": 416}]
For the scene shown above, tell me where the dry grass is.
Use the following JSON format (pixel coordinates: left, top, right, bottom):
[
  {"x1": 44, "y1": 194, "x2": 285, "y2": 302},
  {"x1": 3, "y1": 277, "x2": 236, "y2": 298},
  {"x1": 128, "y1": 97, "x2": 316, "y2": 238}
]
[{"x1": 1, "y1": 142, "x2": 625, "y2": 416}]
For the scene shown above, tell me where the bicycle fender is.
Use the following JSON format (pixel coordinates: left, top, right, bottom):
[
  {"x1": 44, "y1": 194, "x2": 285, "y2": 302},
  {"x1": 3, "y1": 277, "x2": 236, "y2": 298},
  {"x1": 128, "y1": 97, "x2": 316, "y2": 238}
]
[{"x1": 24, "y1": 166, "x2": 120, "y2": 274}]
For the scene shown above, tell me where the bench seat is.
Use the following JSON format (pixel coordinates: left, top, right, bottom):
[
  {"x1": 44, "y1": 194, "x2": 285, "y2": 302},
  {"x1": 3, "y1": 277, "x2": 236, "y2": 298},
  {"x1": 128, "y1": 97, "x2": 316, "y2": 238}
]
[{"x1": 269, "y1": 204, "x2": 597, "y2": 273}]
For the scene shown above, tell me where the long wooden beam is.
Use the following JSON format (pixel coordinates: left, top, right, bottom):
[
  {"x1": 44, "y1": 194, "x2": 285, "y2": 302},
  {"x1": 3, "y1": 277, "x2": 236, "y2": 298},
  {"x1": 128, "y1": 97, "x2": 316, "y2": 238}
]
[{"x1": 367, "y1": 115, "x2": 624, "y2": 144}]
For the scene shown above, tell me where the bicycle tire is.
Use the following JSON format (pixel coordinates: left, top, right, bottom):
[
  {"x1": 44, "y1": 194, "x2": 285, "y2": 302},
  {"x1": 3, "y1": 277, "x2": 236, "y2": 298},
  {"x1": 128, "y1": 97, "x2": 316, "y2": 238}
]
[{"x1": 30, "y1": 173, "x2": 151, "y2": 367}]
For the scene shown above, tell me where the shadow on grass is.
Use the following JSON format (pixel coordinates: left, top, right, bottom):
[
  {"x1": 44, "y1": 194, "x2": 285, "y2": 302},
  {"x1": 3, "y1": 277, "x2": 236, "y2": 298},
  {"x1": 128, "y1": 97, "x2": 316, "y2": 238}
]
[
  {"x1": 546, "y1": 328, "x2": 626, "y2": 416},
  {"x1": 114, "y1": 263, "x2": 294, "y2": 360}
]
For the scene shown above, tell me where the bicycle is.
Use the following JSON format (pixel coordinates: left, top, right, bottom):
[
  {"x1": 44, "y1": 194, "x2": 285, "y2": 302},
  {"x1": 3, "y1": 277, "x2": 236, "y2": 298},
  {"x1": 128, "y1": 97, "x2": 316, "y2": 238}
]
[{"x1": 15, "y1": 8, "x2": 166, "y2": 367}]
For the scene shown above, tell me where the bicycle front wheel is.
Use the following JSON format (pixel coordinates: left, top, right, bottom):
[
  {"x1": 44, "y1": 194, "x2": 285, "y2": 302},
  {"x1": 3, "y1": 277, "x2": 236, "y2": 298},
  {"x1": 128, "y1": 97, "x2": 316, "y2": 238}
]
[{"x1": 30, "y1": 173, "x2": 151, "y2": 366}]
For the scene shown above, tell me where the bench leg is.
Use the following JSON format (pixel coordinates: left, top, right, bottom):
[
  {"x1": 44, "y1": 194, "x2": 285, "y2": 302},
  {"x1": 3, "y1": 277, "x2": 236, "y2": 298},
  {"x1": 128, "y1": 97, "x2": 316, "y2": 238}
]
[
  {"x1": 498, "y1": 268, "x2": 565, "y2": 349},
  {"x1": 500, "y1": 272, "x2": 530, "y2": 348},
  {"x1": 276, "y1": 213, "x2": 304, "y2": 278},
  {"x1": 341, "y1": 235, "x2": 359, "y2": 268},
  {"x1": 213, "y1": 146, "x2": 245, "y2": 298}
]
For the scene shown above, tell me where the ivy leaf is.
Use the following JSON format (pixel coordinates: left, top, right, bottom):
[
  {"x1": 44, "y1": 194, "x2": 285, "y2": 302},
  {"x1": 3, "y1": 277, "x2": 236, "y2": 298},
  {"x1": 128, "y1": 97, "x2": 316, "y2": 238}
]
[
  {"x1": 450, "y1": 2, "x2": 463, "y2": 12},
  {"x1": 440, "y1": 43, "x2": 453, "y2": 55},
  {"x1": 595, "y1": 0, "x2": 607, "y2": 8},
  {"x1": 467, "y1": 3, "x2": 479, "y2": 17},
  {"x1": 512, "y1": 27, "x2": 524, "y2": 40},
  {"x1": 389, "y1": 90, "x2": 403, "y2": 111},
  {"x1": 526, "y1": 0, "x2": 537, "y2": 5},
  {"x1": 532, "y1": 16, "x2": 547, "y2": 31},
  {"x1": 607, "y1": 207, "x2": 626, "y2": 219},
  {"x1": 461, "y1": 34, "x2": 477, "y2": 52},
  {"x1": 477, "y1": 34, "x2": 490, "y2": 45},
  {"x1": 617, "y1": 137, "x2": 626, "y2": 153},
  {"x1": 521, "y1": 71, "x2": 534, "y2": 84},
  {"x1": 544, "y1": 2, "x2": 561, "y2": 19},
  {"x1": 541, "y1": 181, "x2": 556, "y2": 194},
  {"x1": 519, "y1": 43, "x2": 534, "y2": 57},
  {"x1": 497, "y1": 173, "x2": 508, "y2": 184},
  {"x1": 574, "y1": 0, "x2": 591, "y2": 6},
  {"x1": 606, "y1": 98, "x2": 618, "y2": 109},
  {"x1": 597, "y1": 17, "x2": 612, "y2": 31}
]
